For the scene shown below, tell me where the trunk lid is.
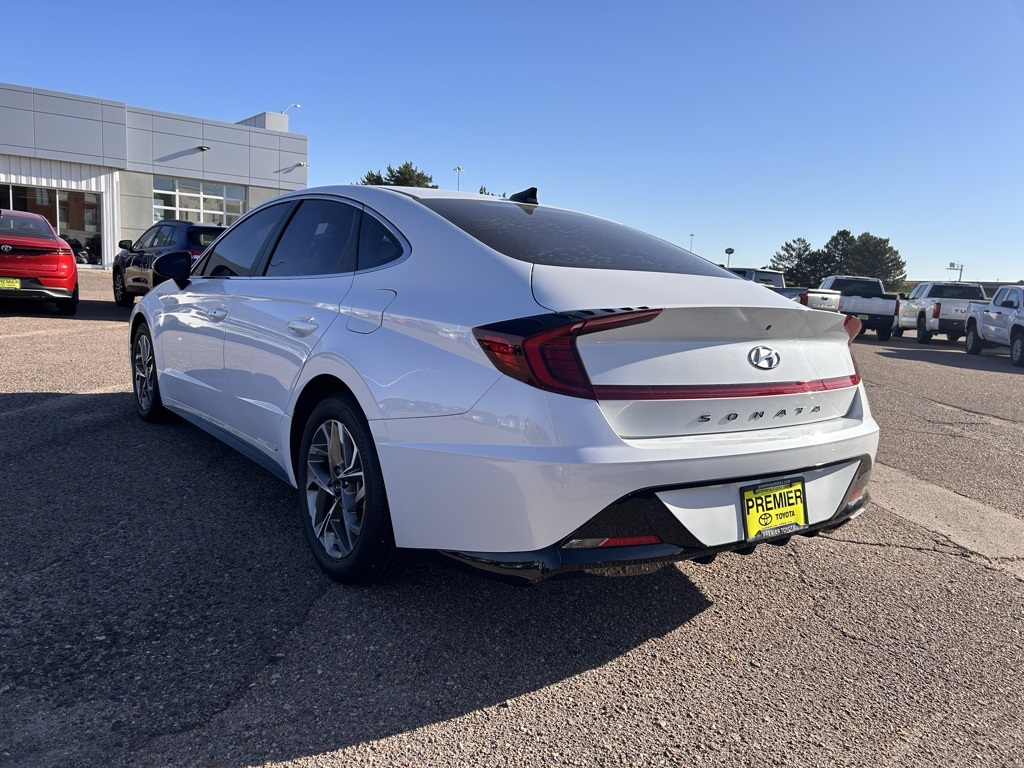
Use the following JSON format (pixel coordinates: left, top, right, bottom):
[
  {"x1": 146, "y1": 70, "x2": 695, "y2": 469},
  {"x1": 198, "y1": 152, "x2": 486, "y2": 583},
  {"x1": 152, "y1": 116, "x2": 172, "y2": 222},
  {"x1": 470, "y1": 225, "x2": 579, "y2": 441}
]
[
  {"x1": 531, "y1": 266, "x2": 860, "y2": 439},
  {"x1": 0, "y1": 233, "x2": 65, "y2": 274}
]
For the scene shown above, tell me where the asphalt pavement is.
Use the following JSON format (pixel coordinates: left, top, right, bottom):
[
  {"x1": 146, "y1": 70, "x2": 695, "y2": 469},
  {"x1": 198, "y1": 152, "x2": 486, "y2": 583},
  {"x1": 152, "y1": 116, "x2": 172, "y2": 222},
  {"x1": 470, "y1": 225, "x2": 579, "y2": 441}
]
[{"x1": 1, "y1": 272, "x2": 1021, "y2": 767}]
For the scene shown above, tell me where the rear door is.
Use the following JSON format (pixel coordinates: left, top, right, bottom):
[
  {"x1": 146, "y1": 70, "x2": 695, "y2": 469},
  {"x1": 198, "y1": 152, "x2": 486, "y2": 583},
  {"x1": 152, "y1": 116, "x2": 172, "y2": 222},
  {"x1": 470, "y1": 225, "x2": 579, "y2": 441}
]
[{"x1": 222, "y1": 198, "x2": 361, "y2": 450}]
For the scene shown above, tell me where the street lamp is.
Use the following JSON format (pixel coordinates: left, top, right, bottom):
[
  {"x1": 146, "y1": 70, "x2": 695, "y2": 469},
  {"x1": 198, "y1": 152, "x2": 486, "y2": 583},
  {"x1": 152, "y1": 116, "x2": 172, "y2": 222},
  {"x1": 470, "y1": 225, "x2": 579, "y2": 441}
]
[
  {"x1": 281, "y1": 103, "x2": 301, "y2": 114},
  {"x1": 725, "y1": 247, "x2": 734, "y2": 268},
  {"x1": 689, "y1": 233, "x2": 695, "y2": 251},
  {"x1": 453, "y1": 166, "x2": 465, "y2": 191},
  {"x1": 947, "y1": 261, "x2": 964, "y2": 281}
]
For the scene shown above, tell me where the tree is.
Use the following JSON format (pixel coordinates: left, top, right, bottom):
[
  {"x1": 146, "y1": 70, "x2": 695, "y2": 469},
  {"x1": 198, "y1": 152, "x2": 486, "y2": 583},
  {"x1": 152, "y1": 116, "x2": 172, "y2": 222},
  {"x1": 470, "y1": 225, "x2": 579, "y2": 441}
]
[
  {"x1": 358, "y1": 161, "x2": 437, "y2": 188},
  {"x1": 818, "y1": 229, "x2": 857, "y2": 276},
  {"x1": 847, "y1": 232, "x2": 907, "y2": 288},
  {"x1": 769, "y1": 238, "x2": 815, "y2": 286}
]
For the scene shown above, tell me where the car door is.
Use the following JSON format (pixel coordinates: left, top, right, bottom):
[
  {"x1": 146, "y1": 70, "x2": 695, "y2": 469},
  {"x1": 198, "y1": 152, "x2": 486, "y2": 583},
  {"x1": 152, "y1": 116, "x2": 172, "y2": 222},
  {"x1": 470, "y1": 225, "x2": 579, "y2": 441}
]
[
  {"x1": 124, "y1": 225, "x2": 161, "y2": 289},
  {"x1": 983, "y1": 288, "x2": 1008, "y2": 343},
  {"x1": 899, "y1": 284, "x2": 922, "y2": 327},
  {"x1": 153, "y1": 204, "x2": 291, "y2": 427},
  {"x1": 222, "y1": 198, "x2": 361, "y2": 451}
]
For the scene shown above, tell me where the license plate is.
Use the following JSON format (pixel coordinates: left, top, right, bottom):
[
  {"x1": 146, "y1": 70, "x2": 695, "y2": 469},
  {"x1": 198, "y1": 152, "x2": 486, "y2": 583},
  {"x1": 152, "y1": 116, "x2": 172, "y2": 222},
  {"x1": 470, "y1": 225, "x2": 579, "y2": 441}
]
[
  {"x1": 856, "y1": 314, "x2": 869, "y2": 321},
  {"x1": 0, "y1": 277, "x2": 20, "y2": 289},
  {"x1": 741, "y1": 477, "x2": 808, "y2": 542}
]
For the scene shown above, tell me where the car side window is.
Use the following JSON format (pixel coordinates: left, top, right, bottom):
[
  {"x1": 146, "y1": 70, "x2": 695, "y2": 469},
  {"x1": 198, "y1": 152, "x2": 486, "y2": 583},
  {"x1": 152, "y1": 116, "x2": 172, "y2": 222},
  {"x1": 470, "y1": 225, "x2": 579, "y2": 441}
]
[
  {"x1": 1013, "y1": 290, "x2": 1023, "y2": 308},
  {"x1": 264, "y1": 200, "x2": 360, "y2": 277},
  {"x1": 136, "y1": 226, "x2": 161, "y2": 249},
  {"x1": 993, "y1": 288, "x2": 1007, "y2": 306},
  {"x1": 908, "y1": 285, "x2": 923, "y2": 299},
  {"x1": 358, "y1": 213, "x2": 404, "y2": 271},
  {"x1": 199, "y1": 204, "x2": 289, "y2": 278},
  {"x1": 151, "y1": 225, "x2": 178, "y2": 248}
]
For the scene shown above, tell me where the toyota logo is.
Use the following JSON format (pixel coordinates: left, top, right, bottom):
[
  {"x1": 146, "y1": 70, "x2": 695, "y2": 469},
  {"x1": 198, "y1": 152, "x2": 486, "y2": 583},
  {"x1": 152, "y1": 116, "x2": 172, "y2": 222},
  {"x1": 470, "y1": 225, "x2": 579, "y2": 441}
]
[
  {"x1": 0, "y1": 245, "x2": 11, "y2": 253},
  {"x1": 748, "y1": 346, "x2": 781, "y2": 370}
]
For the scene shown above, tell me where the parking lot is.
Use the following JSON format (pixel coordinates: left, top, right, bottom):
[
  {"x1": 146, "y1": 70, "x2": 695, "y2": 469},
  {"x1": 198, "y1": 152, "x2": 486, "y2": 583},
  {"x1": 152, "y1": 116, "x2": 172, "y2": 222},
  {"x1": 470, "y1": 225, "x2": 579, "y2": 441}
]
[{"x1": 1, "y1": 269, "x2": 1022, "y2": 768}]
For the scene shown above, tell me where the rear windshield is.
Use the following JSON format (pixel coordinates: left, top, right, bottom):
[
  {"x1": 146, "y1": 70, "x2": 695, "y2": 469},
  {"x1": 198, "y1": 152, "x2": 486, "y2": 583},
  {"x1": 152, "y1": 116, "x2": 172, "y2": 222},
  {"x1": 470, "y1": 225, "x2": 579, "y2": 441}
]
[
  {"x1": 829, "y1": 278, "x2": 884, "y2": 297},
  {"x1": 0, "y1": 214, "x2": 53, "y2": 237},
  {"x1": 189, "y1": 228, "x2": 222, "y2": 249},
  {"x1": 928, "y1": 284, "x2": 985, "y2": 300},
  {"x1": 420, "y1": 199, "x2": 727, "y2": 276}
]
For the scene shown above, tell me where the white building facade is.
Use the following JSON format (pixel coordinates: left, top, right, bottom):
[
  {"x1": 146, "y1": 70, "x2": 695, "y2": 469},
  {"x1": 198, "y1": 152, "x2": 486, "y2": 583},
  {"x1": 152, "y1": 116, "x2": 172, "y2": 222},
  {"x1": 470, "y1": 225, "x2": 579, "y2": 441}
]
[{"x1": 0, "y1": 82, "x2": 308, "y2": 267}]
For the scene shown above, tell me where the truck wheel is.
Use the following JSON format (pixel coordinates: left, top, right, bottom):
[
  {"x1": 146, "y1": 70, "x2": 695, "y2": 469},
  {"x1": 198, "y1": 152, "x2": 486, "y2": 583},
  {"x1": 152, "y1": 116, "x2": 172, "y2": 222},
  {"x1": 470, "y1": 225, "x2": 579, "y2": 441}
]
[
  {"x1": 877, "y1": 325, "x2": 892, "y2": 342},
  {"x1": 965, "y1": 325, "x2": 983, "y2": 355},
  {"x1": 947, "y1": 333, "x2": 961, "y2": 343},
  {"x1": 1012, "y1": 332, "x2": 1024, "y2": 368},
  {"x1": 916, "y1": 316, "x2": 932, "y2": 344},
  {"x1": 892, "y1": 327, "x2": 904, "y2": 337}
]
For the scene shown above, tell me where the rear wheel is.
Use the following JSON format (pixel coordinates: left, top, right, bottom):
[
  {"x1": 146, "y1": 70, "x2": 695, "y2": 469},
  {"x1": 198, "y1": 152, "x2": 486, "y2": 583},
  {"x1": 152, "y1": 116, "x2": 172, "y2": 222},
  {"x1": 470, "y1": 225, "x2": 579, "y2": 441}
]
[
  {"x1": 965, "y1": 325, "x2": 983, "y2": 355},
  {"x1": 113, "y1": 270, "x2": 134, "y2": 307},
  {"x1": 297, "y1": 395, "x2": 405, "y2": 584},
  {"x1": 55, "y1": 285, "x2": 79, "y2": 316},
  {"x1": 892, "y1": 327, "x2": 904, "y2": 337},
  {"x1": 1012, "y1": 331, "x2": 1024, "y2": 368},
  {"x1": 916, "y1": 315, "x2": 932, "y2": 344},
  {"x1": 876, "y1": 325, "x2": 892, "y2": 342},
  {"x1": 132, "y1": 323, "x2": 169, "y2": 421},
  {"x1": 947, "y1": 333, "x2": 961, "y2": 343}
]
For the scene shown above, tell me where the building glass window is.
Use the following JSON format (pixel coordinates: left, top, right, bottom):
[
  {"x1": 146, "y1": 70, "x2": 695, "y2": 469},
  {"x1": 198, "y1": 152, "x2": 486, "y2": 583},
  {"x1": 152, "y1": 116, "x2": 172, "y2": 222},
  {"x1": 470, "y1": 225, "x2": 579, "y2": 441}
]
[
  {"x1": 1, "y1": 184, "x2": 102, "y2": 265},
  {"x1": 153, "y1": 176, "x2": 247, "y2": 226}
]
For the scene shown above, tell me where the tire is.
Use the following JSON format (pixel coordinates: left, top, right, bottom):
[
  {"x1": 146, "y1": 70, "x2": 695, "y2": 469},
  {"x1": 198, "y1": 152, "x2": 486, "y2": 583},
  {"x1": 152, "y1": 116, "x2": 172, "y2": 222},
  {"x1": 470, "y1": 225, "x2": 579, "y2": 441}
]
[
  {"x1": 55, "y1": 284, "x2": 79, "y2": 316},
  {"x1": 113, "y1": 270, "x2": 134, "y2": 307},
  {"x1": 965, "y1": 325, "x2": 983, "y2": 355},
  {"x1": 876, "y1": 325, "x2": 892, "y2": 342},
  {"x1": 132, "y1": 323, "x2": 169, "y2": 422},
  {"x1": 916, "y1": 315, "x2": 932, "y2": 344},
  {"x1": 892, "y1": 327, "x2": 904, "y2": 337},
  {"x1": 1012, "y1": 332, "x2": 1024, "y2": 368},
  {"x1": 947, "y1": 333, "x2": 961, "y2": 343},
  {"x1": 297, "y1": 395, "x2": 405, "y2": 584}
]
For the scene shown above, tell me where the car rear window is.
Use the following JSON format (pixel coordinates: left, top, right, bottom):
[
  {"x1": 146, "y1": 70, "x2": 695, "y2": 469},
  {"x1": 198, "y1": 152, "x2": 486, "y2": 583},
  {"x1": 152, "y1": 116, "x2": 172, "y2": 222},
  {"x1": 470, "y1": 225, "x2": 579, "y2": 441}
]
[
  {"x1": 420, "y1": 199, "x2": 726, "y2": 276},
  {"x1": 0, "y1": 215, "x2": 53, "y2": 237},
  {"x1": 829, "y1": 278, "x2": 884, "y2": 297},
  {"x1": 189, "y1": 228, "x2": 222, "y2": 249},
  {"x1": 929, "y1": 284, "x2": 985, "y2": 300}
]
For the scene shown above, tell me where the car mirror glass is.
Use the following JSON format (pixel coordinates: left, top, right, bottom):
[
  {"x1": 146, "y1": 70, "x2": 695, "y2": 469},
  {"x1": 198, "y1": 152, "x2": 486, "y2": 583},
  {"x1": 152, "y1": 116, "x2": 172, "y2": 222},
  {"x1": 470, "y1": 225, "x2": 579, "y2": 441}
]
[
  {"x1": 118, "y1": 239, "x2": 134, "y2": 250},
  {"x1": 153, "y1": 250, "x2": 193, "y2": 289}
]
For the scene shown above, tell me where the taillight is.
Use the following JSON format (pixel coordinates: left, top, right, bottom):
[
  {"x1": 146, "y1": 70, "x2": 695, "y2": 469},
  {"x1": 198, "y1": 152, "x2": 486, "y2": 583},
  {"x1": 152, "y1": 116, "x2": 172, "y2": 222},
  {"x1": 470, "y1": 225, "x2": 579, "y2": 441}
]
[
  {"x1": 843, "y1": 314, "x2": 862, "y2": 342},
  {"x1": 799, "y1": 291, "x2": 809, "y2": 306},
  {"x1": 473, "y1": 308, "x2": 663, "y2": 399},
  {"x1": 932, "y1": 302, "x2": 941, "y2": 319},
  {"x1": 894, "y1": 299, "x2": 900, "y2": 317}
]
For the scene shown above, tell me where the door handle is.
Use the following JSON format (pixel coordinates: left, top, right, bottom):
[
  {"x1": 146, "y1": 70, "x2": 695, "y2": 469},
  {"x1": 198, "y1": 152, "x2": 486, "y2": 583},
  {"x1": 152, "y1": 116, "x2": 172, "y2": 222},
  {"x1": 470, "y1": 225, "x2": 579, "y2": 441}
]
[
  {"x1": 199, "y1": 307, "x2": 228, "y2": 322},
  {"x1": 287, "y1": 318, "x2": 319, "y2": 336}
]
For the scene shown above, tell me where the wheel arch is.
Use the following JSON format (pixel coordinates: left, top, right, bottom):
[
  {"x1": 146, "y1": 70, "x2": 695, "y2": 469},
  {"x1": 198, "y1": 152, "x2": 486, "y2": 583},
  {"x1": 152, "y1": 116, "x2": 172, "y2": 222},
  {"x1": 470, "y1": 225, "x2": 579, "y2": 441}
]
[{"x1": 288, "y1": 374, "x2": 360, "y2": 485}]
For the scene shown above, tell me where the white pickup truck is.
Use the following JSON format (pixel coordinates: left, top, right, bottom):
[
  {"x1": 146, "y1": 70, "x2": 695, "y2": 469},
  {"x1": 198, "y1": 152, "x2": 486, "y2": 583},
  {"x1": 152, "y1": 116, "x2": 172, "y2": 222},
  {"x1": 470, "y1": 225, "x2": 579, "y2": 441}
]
[
  {"x1": 818, "y1": 275, "x2": 899, "y2": 340},
  {"x1": 728, "y1": 267, "x2": 841, "y2": 312},
  {"x1": 964, "y1": 284, "x2": 1024, "y2": 366},
  {"x1": 898, "y1": 281, "x2": 987, "y2": 344}
]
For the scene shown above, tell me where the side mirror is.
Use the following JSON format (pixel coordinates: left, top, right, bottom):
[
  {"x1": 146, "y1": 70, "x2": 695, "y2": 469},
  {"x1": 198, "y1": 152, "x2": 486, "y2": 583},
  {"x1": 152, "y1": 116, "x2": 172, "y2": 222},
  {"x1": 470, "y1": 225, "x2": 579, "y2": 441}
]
[
  {"x1": 118, "y1": 239, "x2": 134, "y2": 251},
  {"x1": 154, "y1": 250, "x2": 193, "y2": 289},
  {"x1": 1001, "y1": 299, "x2": 1016, "y2": 308}
]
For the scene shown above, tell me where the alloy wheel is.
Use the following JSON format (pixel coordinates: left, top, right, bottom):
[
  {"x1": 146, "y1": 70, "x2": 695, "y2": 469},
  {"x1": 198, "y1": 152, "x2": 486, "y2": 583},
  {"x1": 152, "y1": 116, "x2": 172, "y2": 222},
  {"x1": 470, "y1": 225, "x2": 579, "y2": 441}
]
[
  {"x1": 133, "y1": 332, "x2": 155, "y2": 412},
  {"x1": 305, "y1": 419, "x2": 365, "y2": 559}
]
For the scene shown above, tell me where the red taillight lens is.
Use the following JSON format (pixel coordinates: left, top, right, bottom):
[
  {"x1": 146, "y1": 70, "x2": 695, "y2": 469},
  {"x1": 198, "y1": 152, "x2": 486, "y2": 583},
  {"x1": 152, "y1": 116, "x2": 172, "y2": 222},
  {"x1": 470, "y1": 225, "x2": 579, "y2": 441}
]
[
  {"x1": 894, "y1": 299, "x2": 900, "y2": 317},
  {"x1": 843, "y1": 314, "x2": 863, "y2": 342},
  {"x1": 933, "y1": 302, "x2": 941, "y2": 319},
  {"x1": 799, "y1": 291, "x2": 809, "y2": 306},
  {"x1": 474, "y1": 309, "x2": 663, "y2": 399}
]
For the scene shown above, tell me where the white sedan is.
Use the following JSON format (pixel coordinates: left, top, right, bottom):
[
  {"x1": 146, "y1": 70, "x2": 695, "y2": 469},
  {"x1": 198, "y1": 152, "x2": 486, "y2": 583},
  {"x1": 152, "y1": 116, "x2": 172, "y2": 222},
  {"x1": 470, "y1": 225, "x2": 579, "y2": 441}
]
[{"x1": 130, "y1": 186, "x2": 878, "y2": 584}]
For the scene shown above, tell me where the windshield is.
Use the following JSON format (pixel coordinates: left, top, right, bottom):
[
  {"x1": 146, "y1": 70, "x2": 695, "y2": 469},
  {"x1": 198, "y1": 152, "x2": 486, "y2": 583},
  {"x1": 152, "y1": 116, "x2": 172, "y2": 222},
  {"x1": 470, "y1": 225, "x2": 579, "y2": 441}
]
[{"x1": 421, "y1": 199, "x2": 728, "y2": 276}]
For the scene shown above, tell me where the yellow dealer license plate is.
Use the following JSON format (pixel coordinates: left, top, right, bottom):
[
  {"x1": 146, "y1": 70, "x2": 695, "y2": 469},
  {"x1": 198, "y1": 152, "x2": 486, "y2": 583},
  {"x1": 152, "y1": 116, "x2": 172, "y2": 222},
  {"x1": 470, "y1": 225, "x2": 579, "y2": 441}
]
[
  {"x1": 0, "y1": 278, "x2": 20, "y2": 289},
  {"x1": 741, "y1": 477, "x2": 808, "y2": 542}
]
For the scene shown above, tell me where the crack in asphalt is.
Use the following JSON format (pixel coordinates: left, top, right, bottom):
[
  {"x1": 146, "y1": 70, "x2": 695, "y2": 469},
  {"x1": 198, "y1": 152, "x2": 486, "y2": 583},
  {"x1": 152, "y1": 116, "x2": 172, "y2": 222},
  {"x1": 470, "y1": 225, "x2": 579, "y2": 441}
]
[{"x1": 862, "y1": 376, "x2": 1024, "y2": 428}]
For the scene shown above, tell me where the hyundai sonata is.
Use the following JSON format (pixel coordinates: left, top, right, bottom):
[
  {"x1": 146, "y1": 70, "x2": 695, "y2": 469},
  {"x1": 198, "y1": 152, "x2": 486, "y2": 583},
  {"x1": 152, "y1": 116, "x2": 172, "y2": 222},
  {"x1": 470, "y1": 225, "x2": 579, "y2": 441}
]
[{"x1": 130, "y1": 186, "x2": 878, "y2": 584}]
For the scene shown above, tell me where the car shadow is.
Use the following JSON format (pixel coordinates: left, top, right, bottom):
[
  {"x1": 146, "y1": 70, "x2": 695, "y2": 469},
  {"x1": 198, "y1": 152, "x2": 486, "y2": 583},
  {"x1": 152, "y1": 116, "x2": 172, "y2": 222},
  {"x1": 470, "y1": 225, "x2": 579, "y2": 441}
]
[
  {"x1": 0, "y1": 297, "x2": 131, "y2": 323},
  {"x1": 869, "y1": 339, "x2": 1021, "y2": 373},
  {"x1": 0, "y1": 391, "x2": 711, "y2": 768}
]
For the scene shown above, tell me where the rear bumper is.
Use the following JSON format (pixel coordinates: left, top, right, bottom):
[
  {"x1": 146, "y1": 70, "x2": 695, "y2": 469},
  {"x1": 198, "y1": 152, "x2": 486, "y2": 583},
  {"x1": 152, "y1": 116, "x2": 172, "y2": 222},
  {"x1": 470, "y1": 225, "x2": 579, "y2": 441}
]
[
  {"x1": 0, "y1": 277, "x2": 75, "y2": 302},
  {"x1": 842, "y1": 311, "x2": 892, "y2": 330},
  {"x1": 928, "y1": 318, "x2": 966, "y2": 334},
  {"x1": 439, "y1": 464, "x2": 871, "y2": 584}
]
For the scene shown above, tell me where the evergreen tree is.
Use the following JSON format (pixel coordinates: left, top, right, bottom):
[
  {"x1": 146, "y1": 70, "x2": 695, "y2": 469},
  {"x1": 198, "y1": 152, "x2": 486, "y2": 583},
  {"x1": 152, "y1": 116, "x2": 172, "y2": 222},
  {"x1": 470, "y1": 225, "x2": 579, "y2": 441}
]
[{"x1": 358, "y1": 161, "x2": 437, "y2": 188}]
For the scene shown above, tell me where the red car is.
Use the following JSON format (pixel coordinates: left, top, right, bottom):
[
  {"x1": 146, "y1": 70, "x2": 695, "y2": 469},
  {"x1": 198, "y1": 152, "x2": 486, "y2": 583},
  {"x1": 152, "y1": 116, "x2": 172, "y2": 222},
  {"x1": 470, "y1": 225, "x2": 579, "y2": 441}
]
[{"x1": 0, "y1": 209, "x2": 79, "y2": 315}]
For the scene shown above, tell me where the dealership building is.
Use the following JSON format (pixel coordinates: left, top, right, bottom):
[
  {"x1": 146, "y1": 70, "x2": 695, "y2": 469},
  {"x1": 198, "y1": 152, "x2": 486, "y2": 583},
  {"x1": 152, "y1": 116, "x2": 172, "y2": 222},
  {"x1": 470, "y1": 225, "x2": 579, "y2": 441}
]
[{"x1": 0, "y1": 81, "x2": 308, "y2": 267}]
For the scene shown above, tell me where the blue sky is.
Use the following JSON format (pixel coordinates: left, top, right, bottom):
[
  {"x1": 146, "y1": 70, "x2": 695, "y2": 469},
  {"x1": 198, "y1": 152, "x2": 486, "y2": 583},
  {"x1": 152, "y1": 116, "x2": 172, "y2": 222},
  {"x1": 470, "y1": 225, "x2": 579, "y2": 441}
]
[{"x1": 5, "y1": 0, "x2": 1022, "y2": 281}]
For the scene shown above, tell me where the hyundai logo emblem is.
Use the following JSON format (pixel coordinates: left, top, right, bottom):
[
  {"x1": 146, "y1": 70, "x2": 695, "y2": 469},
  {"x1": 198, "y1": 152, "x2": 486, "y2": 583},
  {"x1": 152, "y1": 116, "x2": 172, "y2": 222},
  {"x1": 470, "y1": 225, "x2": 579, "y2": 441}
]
[
  {"x1": 0, "y1": 245, "x2": 11, "y2": 253},
  {"x1": 748, "y1": 346, "x2": 781, "y2": 370}
]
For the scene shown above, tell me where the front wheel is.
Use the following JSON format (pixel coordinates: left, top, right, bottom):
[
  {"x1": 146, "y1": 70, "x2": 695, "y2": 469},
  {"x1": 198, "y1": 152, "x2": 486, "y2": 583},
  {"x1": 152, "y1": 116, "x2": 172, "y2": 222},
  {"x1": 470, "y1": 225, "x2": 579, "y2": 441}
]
[
  {"x1": 1012, "y1": 332, "x2": 1024, "y2": 368},
  {"x1": 916, "y1": 316, "x2": 932, "y2": 344},
  {"x1": 297, "y1": 395, "x2": 405, "y2": 584},
  {"x1": 113, "y1": 270, "x2": 134, "y2": 307},
  {"x1": 965, "y1": 325, "x2": 983, "y2": 355},
  {"x1": 132, "y1": 323, "x2": 168, "y2": 421}
]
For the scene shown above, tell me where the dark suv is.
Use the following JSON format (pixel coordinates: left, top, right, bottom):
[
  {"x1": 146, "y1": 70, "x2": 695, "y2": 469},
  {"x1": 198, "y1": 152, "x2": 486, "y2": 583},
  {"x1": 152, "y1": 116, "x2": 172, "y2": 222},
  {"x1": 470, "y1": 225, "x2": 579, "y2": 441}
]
[{"x1": 112, "y1": 221, "x2": 223, "y2": 306}]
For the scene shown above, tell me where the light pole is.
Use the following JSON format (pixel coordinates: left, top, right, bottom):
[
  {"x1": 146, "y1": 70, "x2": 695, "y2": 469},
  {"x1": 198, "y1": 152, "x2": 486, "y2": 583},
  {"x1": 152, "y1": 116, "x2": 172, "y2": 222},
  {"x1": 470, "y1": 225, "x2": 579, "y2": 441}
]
[
  {"x1": 281, "y1": 103, "x2": 301, "y2": 114},
  {"x1": 725, "y1": 247, "x2": 734, "y2": 268},
  {"x1": 947, "y1": 261, "x2": 964, "y2": 281},
  {"x1": 689, "y1": 233, "x2": 695, "y2": 251},
  {"x1": 453, "y1": 166, "x2": 464, "y2": 191}
]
